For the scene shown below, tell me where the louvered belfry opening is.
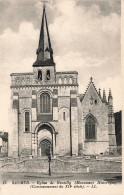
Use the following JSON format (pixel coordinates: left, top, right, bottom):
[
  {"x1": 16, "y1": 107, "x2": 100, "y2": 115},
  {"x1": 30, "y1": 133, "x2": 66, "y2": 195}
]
[{"x1": 38, "y1": 70, "x2": 42, "y2": 80}]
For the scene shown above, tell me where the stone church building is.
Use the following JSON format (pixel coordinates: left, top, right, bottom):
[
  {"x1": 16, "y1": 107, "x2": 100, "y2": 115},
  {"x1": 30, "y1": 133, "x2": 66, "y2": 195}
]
[{"x1": 9, "y1": 6, "x2": 116, "y2": 157}]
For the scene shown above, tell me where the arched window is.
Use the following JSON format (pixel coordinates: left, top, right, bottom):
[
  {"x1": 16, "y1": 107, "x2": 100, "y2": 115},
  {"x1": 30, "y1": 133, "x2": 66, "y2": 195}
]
[
  {"x1": 25, "y1": 112, "x2": 30, "y2": 132},
  {"x1": 63, "y1": 112, "x2": 65, "y2": 121},
  {"x1": 58, "y1": 77, "x2": 62, "y2": 84},
  {"x1": 38, "y1": 70, "x2": 42, "y2": 80},
  {"x1": 85, "y1": 116, "x2": 96, "y2": 139},
  {"x1": 46, "y1": 70, "x2": 50, "y2": 80},
  {"x1": 40, "y1": 93, "x2": 50, "y2": 113},
  {"x1": 64, "y1": 77, "x2": 67, "y2": 84},
  {"x1": 69, "y1": 77, "x2": 73, "y2": 84}
]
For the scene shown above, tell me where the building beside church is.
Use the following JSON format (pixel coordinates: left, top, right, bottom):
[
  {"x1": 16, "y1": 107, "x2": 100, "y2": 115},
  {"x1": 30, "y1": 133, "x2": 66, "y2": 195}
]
[
  {"x1": 9, "y1": 6, "x2": 116, "y2": 157},
  {"x1": 0, "y1": 131, "x2": 8, "y2": 157}
]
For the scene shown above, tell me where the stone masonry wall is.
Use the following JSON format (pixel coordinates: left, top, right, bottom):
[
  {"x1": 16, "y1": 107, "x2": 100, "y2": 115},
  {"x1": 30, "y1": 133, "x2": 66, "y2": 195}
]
[
  {"x1": 57, "y1": 96, "x2": 70, "y2": 155},
  {"x1": 81, "y1": 83, "x2": 109, "y2": 155},
  {"x1": 77, "y1": 98, "x2": 84, "y2": 155},
  {"x1": 10, "y1": 69, "x2": 80, "y2": 157},
  {"x1": 19, "y1": 89, "x2": 32, "y2": 156}
]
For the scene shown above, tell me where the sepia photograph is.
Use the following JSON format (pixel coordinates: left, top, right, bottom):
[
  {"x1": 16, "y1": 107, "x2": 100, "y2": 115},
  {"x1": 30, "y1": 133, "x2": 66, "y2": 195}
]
[{"x1": 0, "y1": 0, "x2": 122, "y2": 194}]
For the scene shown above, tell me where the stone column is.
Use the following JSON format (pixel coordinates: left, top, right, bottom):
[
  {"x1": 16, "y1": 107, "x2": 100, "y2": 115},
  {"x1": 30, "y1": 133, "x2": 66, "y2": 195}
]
[
  {"x1": 32, "y1": 133, "x2": 37, "y2": 157},
  {"x1": 32, "y1": 90, "x2": 37, "y2": 121},
  {"x1": 108, "y1": 92, "x2": 116, "y2": 153},
  {"x1": 53, "y1": 132, "x2": 58, "y2": 156},
  {"x1": 70, "y1": 90, "x2": 78, "y2": 156}
]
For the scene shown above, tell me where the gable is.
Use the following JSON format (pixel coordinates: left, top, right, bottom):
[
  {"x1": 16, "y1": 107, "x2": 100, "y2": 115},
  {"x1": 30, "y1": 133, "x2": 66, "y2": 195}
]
[
  {"x1": 81, "y1": 82, "x2": 109, "y2": 131},
  {"x1": 81, "y1": 82, "x2": 102, "y2": 106}
]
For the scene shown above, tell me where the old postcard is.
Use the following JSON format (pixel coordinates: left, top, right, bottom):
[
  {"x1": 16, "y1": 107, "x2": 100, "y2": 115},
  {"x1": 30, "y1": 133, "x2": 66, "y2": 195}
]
[{"x1": 0, "y1": 0, "x2": 123, "y2": 195}]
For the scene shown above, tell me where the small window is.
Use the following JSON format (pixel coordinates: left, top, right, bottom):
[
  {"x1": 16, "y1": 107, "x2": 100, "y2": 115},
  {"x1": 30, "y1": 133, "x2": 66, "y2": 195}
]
[
  {"x1": 46, "y1": 70, "x2": 50, "y2": 80},
  {"x1": 64, "y1": 77, "x2": 67, "y2": 84},
  {"x1": 95, "y1": 100, "x2": 97, "y2": 104},
  {"x1": 58, "y1": 77, "x2": 62, "y2": 84},
  {"x1": 25, "y1": 112, "x2": 30, "y2": 132},
  {"x1": 69, "y1": 77, "x2": 72, "y2": 84},
  {"x1": 63, "y1": 112, "x2": 65, "y2": 121},
  {"x1": 38, "y1": 70, "x2": 42, "y2": 80}
]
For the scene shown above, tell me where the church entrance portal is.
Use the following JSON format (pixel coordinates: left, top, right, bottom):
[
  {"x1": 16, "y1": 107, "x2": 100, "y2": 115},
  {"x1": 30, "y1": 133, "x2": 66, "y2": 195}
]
[
  {"x1": 39, "y1": 139, "x2": 52, "y2": 156},
  {"x1": 35, "y1": 123, "x2": 56, "y2": 157}
]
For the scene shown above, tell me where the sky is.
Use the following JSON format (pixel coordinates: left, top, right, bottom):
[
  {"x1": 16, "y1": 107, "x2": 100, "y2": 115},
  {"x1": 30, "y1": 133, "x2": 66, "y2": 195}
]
[{"x1": 0, "y1": 0, "x2": 121, "y2": 131}]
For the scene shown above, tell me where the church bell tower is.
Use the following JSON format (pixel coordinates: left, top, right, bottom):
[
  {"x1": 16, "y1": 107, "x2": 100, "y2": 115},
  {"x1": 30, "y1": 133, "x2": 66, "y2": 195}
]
[{"x1": 33, "y1": 5, "x2": 56, "y2": 85}]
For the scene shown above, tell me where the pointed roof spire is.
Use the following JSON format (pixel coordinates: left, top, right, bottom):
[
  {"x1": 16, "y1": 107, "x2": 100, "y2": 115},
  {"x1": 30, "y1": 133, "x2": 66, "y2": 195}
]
[
  {"x1": 98, "y1": 88, "x2": 101, "y2": 98},
  {"x1": 108, "y1": 88, "x2": 113, "y2": 100},
  {"x1": 102, "y1": 89, "x2": 107, "y2": 103},
  {"x1": 33, "y1": 2, "x2": 54, "y2": 67},
  {"x1": 108, "y1": 88, "x2": 113, "y2": 107}
]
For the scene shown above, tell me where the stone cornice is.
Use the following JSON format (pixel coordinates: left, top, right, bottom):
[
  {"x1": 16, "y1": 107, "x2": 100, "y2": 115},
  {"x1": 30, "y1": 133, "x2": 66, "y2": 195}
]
[
  {"x1": 10, "y1": 71, "x2": 78, "y2": 76},
  {"x1": 56, "y1": 71, "x2": 78, "y2": 74},
  {"x1": 10, "y1": 83, "x2": 78, "y2": 89},
  {"x1": 10, "y1": 72, "x2": 33, "y2": 76}
]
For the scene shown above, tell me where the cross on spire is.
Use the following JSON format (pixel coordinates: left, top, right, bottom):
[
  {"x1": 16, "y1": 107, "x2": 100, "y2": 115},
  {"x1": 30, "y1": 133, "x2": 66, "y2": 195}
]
[
  {"x1": 90, "y1": 77, "x2": 93, "y2": 82},
  {"x1": 41, "y1": 0, "x2": 48, "y2": 9}
]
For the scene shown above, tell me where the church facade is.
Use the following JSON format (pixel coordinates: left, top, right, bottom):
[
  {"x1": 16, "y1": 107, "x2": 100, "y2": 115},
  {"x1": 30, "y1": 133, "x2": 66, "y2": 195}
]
[{"x1": 9, "y1": 6, "x2": 116, "y2": 157}]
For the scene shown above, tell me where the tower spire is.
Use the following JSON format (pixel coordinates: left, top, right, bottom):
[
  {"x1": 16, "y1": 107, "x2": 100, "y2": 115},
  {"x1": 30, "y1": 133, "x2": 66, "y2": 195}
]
[{"x1": 33, "y1": 1, "x2": 54, "y2": 67}]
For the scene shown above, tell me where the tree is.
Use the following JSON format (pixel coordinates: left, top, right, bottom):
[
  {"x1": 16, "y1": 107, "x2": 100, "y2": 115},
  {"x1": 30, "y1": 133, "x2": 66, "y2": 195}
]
[{"x1": 114, "y1": 111, "x2": 122, "y2": 146}]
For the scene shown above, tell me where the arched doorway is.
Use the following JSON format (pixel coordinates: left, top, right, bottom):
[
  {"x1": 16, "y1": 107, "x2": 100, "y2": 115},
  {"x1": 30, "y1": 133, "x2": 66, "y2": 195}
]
[
  {"x1": 35, "y1": 123, "x2": 55, "y2": 157},
  {"x1": 39, "y1": 139, "x2": 52, "y2": 156}
]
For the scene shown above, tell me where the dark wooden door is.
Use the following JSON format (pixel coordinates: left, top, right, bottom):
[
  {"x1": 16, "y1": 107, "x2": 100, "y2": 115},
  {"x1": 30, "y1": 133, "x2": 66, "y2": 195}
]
[{"x1": 41, "y1": 139, "x2": 51, "y2": 156}]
